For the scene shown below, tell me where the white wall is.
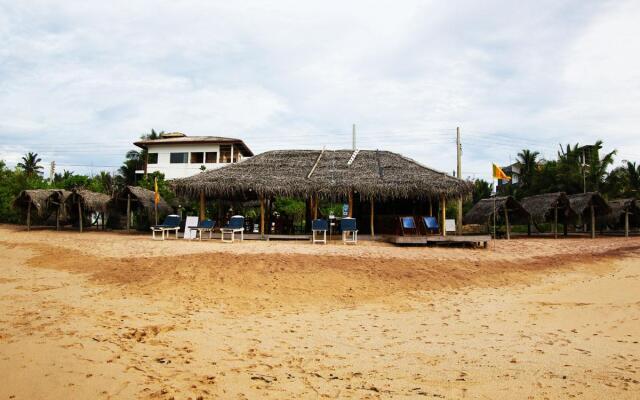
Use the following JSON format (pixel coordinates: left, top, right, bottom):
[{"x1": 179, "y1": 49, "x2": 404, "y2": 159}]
[{"x1": 144, "y1": 143, "x2": 244, "y2": 179}]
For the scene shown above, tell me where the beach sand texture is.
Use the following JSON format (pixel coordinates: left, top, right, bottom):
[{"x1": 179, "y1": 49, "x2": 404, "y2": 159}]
[{"x1": 0, "y1": 225, "x2": 639, "y2": 399}]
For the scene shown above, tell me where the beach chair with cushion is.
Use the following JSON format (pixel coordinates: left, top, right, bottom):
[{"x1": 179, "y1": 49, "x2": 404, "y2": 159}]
[
  {"x1": 341, "y1": 217, "x2": 358, "y2": 245},
  {"x1": 151, "y1": 214, "x2": 181, "y2": 240},
  {"x1": 422, "y1": 216, "x2": 439, "y2": 235},
  {"x1": 189, "y1": 219, "x2": 216, "y2": 240},
  {"x1": 220, "y1": 215, "x2": 245, "y2": 243},
  {"x1": 399, "y1": 216, "x2": 419, "y2": 236},
  {"x1": 311, "y1": 219, "x2": 328, "y2": 244}
]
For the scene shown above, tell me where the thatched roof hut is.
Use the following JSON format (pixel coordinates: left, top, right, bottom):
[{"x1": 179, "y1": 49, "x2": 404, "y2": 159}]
[
  {"x1": 520, "y1": 192, "x2": 576, "y2": 223},
  {"x1": 65, "y1": 189, "x2": 111, "y2": 214},
  {"x1": 567, "y1": 192, "x2": 610, "y2": 218},
  {"x1": 12, "y1": 189, "x2": 61, "y2": 218},
  {"x1": 599, "y1": 198, "x2": 639, "y2": 226},
  {"x1": 463, "y1": 196, "x2": 530, "y2": 225},
  {"x1": 173, "y1": 149, "x2": 471, "y2": 200},
  {"x1": 112, "y1": 186, "x2": 172, "y2": 218}
]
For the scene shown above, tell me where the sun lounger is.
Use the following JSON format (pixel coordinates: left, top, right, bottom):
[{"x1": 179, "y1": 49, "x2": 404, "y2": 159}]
[
  {"x1": 341, "y1": 217, "x2": 358, "y2": 244},
  {"x1": 151, "y1": 214, "x2": 181, "y2": 240},
  {"x1": 189, "y1": 219, "x2": 216, "y2": 240},
  {"x1": 221, "y1": 215, "x2": 244, "y2": 243},
  {"x1": 400, "y1": 216, "x2": 419, "y2": 235},
  {"x1": 422, "y1": 216, "x2": 439, "y2": 234},
  {"x1": 312, "y1": 219, "x2": 328, "y2": 244}
]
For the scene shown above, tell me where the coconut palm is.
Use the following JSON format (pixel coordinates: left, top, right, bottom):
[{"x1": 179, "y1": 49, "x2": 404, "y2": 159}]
[
  {"x1": 16, "y1": 152, "x2": 43, "y2": 177},
  {"x1": 515, "y1": 149, "x2": 540, "y2": 195}
]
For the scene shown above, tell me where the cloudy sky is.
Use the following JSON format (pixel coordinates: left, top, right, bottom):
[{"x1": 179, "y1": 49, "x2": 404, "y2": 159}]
[{"x1": 1, "y1": 0, "x2": 639, "y2": 181}]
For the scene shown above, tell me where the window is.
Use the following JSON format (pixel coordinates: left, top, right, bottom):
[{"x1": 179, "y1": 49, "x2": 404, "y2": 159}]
[
  {"x1": 205, "y1": 152, "x2": 217, "y2": 163},
  {"x1": 190, "y1": 152, "x2": 204, "y2": 164},
  {"x1": 170, "y1": 152, "x2": 188, "y2": 164},
  {"x1": 233, "y1": 146, "x2": 241, "y2": 163},
  {"x1": 147, "y1": 153, "x2": 158, "y2": 164},
  {"x1": 220, "y1": 145, "x2": 232, "y2": 163}
]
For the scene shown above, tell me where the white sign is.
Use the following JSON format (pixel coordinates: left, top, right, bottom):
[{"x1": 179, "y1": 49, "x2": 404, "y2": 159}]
[
  {"x1": 184, "y1": 216, "x2": 199, "y2": 239},
  {"x1": 445, "y1": 219, "x2": 456, "y2": 232}
]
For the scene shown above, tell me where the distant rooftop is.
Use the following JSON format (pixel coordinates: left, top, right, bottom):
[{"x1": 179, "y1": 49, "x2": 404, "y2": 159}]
[{"x1": 134, "y1": 134, "x2": 253, "y2": 156}]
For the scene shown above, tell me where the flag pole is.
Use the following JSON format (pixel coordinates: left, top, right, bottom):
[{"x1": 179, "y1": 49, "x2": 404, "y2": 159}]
[{"x1": 492, "y1": 179, "x2": 496, "y2": 249}]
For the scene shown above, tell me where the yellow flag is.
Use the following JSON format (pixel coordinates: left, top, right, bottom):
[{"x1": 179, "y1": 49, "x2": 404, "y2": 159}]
[
  {"x1": 154, "y1": 176, "x2": 160, "y2": 206},
  {"x1": 492, "y1": 163, "x2": 511, "y2": 181}
]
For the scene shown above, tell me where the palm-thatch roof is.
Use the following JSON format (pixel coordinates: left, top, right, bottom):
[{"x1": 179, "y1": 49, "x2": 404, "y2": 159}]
[
  {"x1": 114, "y1": 186, "x2": 171, "y2": 216},
  {"x1": 567, "y1": 192, "x2": 610, "y2": 217},
  {"x1": 65, "y1": 189, "x2": 111, "y2": 213},
  {"x1": 173, "y1": 149, "x2": 472, "y2": 201},
  {"x1": 12, "y1": 189, "x2": 69, "y2": 218},
  {"x1": 599, "y1": 198, "x2": 639, "y2": 225},
  {"x1": 520, "y1": 192, "x2": 576, "y2": 223},
  {"x1": 463, "y1": 196, "x2": 530, "y2": 225}
]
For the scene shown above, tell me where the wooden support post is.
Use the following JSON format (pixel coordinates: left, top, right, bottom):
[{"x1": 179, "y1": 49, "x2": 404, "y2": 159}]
[
  {"x1": 126, "y1": 194, "x2": 131, "y2": 232},
  {"x1": 348, "y1": 191, "x2": 353, "y2": 218},
  {"x1": 440, "y1": 194, "x2": 446, "y2": 237},
  {"x1": 456, "y1": 196, "x2": 463, "y2": 235},
  {"x1": 78, "y1": 202, "x2": 83, "y2": 232},
  {"x1": 527, "y1": 216, "x2": 531, "y2": 236},
  {"x1": 313, "y1": 194, "x2": 318, "y2": 220},
  {"x1": 260, "y1": 195, "x2": 265, "y2": 237},
  {"x1": 199, "y1": 190, "x2": 205, "y2": 221},
  {"x1": 590, "y1": 205, "x2": 595, "y2": 239},
  {"x1": 624, "y1": 211, "x2": 629, "y2": 238},
  {"x1": 27, "y1": 202, "x2": 31, "y2": 232},
  {"x1": 56, "y1": 208, "x2": 60, "y2": 231},
  {"x1": 370, "y1": 197, "x2": 375, "y2": 238},
  {"x1": 428, "y1": 197, "x2": 433, "y2": 217},
  {"x1": 554, "y1": 205, "x2": 558, "y2": 239},
  {"x1": 504, "y1": 206, "x2": 510, "y2": 240}
]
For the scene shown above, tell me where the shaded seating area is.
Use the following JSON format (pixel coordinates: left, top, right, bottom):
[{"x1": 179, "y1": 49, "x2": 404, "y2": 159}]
[
  {"x1": 463, "y1": 196, "x2": 530, "y2": 239},
  {"x1": 422, "y1": 216, "x2": 439, "y2": 234},
  {"x1": 12, "y1": 189, "x2": 71, "y2": 231},
  {"x1": 567, "y1": 192, "x2": 611, "y2": 239},
  {"x1": 151, "y1": 214, "x2": 181, "y2": 240},
  {"x1": 399, "y1": 216, "x2": 419, "y2": 236},
  {"x1": 599, "y1": 198, "x2": 639, "y2": 237},
  {"x1": 65, "y1": 189, "x2": 112, "y2": 232},
  {"x1": 520, "y1": 192, "x2": 576, "y2": 238},
  {"x1": 172, "y1": 149, "x2": 472, "y2": 245}
]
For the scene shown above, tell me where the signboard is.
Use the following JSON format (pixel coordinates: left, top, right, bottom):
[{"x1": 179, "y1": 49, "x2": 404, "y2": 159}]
[
  {"x1": 183, "y1": 216, "x2": 199, "y2": 239},
  {"x1": 445, "y1": 219, "x2": 456, "y2": 232}
]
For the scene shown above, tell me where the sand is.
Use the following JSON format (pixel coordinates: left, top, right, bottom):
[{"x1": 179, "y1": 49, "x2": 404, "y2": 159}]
[{"x1": 0, "y1": 224, "x2": 638, "y2": 399}]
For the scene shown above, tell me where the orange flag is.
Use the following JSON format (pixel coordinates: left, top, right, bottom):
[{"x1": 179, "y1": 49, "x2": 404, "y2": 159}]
[
  {"x1": 492, "y1": 163, "x2": 511, "y2": 181},
  {"x1": 154, "y1": 176, "x2": 160, "y2": 206}
]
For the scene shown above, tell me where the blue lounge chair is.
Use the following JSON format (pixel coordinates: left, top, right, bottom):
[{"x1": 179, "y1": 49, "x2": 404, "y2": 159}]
[
  {"x1": 151, "y1": 214, "x2": 181, "y2": 240},
  {"x1": 422, "y1": 216, "x2": 439, "y2": 234},
  {"x1": 189, "y1": 219, "x2": 216, "y2": 240},
  {"x1": 400, "y1": 216, "x2": 419, "y2": 235},
  {"x1": 341, "y1": 217, "x2": 358, "y2": 244},
  {"x1": 221, "y1": 215, "x2": 244, "y2": 243},
  {"x1": 312, "y1": 219, "x2": 328, "y2": 244}
]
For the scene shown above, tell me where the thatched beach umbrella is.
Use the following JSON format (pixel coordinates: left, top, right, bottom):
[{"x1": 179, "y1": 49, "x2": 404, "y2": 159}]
[
  {"x1": 600, "y1": 198, "x2": 639, "y2": 237},
  {"x1": 567, "y1": 192, "x2": 610, "y2": 239},
  {"x1": 12, "y1": 189, "x2": 61, "y2": 231},
  {"x1": 463, "y1": 196, "x2": 529, "y2": 239},
  {"x1": 65, "y1": 189, "x2": 112, "y2": 232},
  {"x1": 112, "y1": 186, "x2": 172, "y2": 231},
  {"x1": 173, "y1": 149, "x2": 472, "y2": 237},
  {"x1": 520, "y1": 192, "x2": 576, "y2": 238}
]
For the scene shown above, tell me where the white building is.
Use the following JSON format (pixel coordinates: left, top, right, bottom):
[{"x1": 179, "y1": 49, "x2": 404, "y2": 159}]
[{"x1": 134, "y1": 133, "x2": 253, "y2": 179}]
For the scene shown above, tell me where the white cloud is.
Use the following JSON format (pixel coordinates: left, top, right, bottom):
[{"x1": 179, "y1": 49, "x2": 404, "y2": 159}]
[{"x1": 0, "y1": 0, "x2": 638, "y2": 180}]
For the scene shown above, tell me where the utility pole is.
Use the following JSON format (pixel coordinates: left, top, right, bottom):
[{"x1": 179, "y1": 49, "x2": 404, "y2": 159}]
[
  {"x1": 456, "y1": 127, "x2": 463, "y2": 235},
  {"x1": 49, "y1": 161, "x2": 56, "y2": 184},
  {"x1": 352, "y1": 124, "x2": 356, "y2": 150}
]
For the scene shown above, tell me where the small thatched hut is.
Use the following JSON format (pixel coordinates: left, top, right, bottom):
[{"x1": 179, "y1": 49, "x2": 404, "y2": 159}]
[
  {"x1": 520, "y1": 192, "x2": 576, "y2": 237},
  {"x1": 65, "y1": 189, "x2": 112, "y2": 232},
  {"x1": 567, "y1": 192, "x2": 611, "y2": 239},
  {"x1": 12, "y1": 189, "x2": 71, "y2": 231},
  {"x1": 173, "y1": 149, "x2": 472, "y2": 236},
  {"x1": 463, "y1": 196, "x2": 530, "y2": 239},
  {"x1": 111, "y1": 186, "x2": 172, "y2": 230},
  {"x1": 599, "y1": 198, "x2": 639, "y2": 237}
]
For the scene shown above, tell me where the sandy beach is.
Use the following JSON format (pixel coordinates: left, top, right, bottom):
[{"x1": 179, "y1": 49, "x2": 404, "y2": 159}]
[{"x1": 0, "y1": 225, "x2": 638, "y2": 399}]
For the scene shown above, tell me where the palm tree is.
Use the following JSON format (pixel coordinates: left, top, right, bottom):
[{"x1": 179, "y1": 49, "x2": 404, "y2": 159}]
[
  {"x1": 516, "y1": 149, "x2": 540, "y2": 195},
  {"x1": 625, "y1": 161, "x2": 640, "y2": 195},
  {"x1": 17, "y1": 152, "x2": 43, "y2": 177},
  {"x1": 585, "y1": 140, "x2": 616, "y2": 192}
]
